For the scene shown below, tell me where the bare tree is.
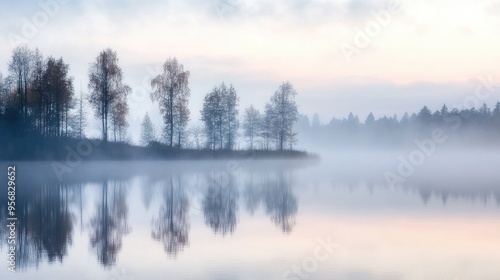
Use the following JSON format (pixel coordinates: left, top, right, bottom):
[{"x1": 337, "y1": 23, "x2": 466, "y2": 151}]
[
  {"x1": 174, "y1": 94, "x2": 190, "y2": 148},
  {"x1": 243, "y1": 105, "x2": 261, "y2": 150},
  {"x1": 287, "y1": 131, "x2": 298, "y2": 150},
  {"x1": 31, "y1": 49, "x2": 44, "y2": 135},
  {"x1": 267, "y1": 81, "x2": 299, "y2": 150},
  {"x1": 201, "y1": 83, "x2": 239, "y2": 150},
  {"x1": 8, "y1": 45, "x2": 33, "y2": 122},
  {"x1": 201, "y1": 86, "x2": 224, "y2": 150},
  {"x1": 223, "y1": 84, "x2": 239, "y2": 150},
  {"x1": 0, "y1": 72, "x2": 8, "y2": 117},
  {"x1": 42, "y1": 57, "x2": 74, "y2": 137},
  {"x1": 110, "y1": 96, "x2": 128, "y2": 142},
  {"x1": 88, "y1": 48, "x2": 130, "y2": 142},
  {"x1": 150, "y1": 58, "x2": 190, "y2": 148},
  {"x1": 260, "y1": 104, "x2": 274, "y2": 150},
  {"x1": 5, "y1": 47, "x2": 75, "y2": 138}
]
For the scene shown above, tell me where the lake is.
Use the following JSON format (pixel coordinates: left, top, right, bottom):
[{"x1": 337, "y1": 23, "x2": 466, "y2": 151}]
[{"x1": 1, "y1": 151, "x2": 500, "y2": 280}]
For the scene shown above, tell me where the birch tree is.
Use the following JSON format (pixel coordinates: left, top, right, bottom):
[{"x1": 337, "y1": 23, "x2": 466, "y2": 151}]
[
  {"x1": 267, "y1": 81, "x2": 298, "y2": 150},
  {"x1": 223, "y1": 84, "x2": 239, "y2": 150},
  {"x1": 150, "y1": 58, "x2": 190, "y2": 148},
  {"x1": 88, "y1": 48, "x2": 130, "y2": 142}
]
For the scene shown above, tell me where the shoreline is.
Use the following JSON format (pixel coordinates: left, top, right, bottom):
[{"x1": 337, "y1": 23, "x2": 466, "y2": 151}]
[{"x1": 0, "y1": 137, "x2": 318, "y2": 161}]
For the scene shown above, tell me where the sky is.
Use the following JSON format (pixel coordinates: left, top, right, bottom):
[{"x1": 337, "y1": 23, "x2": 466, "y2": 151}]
[{"x1": 1, "y1": 0, "x2": 500, "y2": 143}]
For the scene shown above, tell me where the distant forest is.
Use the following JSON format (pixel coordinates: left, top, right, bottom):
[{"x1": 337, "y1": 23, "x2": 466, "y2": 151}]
[
  {"x1": 295, "y1": 102, "x2": 500, "y2": 148},
  {"x1": 1, "y1": 46, "x2": 500, "y2": 160}
]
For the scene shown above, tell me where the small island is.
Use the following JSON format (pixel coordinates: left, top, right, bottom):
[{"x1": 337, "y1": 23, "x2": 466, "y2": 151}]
[{"x1": 0, "y1": 47, "x2": 313, "y2": 161}]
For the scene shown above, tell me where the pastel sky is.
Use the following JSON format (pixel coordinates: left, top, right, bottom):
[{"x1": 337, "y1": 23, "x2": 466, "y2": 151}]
[{"x1": 1, "y1": 0, "x2": 500, "y2": 141}]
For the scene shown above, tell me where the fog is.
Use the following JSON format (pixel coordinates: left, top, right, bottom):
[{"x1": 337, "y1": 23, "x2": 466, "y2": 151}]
[
  {"x1": 2, "y1": 154, "x2": 500, "y2": 279},
  {"x1": 2, "y1": 0, "x2": 500, "y2": 278},
  {"x1": 6, "y1": 146, "x2": 500, "y2": 202}
]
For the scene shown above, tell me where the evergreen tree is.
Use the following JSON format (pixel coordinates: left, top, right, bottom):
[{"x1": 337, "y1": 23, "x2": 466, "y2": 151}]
[
  {"x1": 365, "y1": 113, "x2": 375, "y2": 126},
  {"x1": 141, "y1": 113, "x2": 156, "y2": 146}
]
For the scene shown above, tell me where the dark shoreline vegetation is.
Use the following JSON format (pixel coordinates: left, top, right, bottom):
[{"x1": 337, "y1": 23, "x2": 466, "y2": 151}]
[{"x1": 0, "y1": 136, "x2": 316, "y2": 161}]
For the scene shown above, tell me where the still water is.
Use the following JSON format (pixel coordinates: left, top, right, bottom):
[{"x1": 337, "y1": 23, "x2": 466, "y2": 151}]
[{"x1": 1, "y1": 153, "x2": 500, "y2": 280}]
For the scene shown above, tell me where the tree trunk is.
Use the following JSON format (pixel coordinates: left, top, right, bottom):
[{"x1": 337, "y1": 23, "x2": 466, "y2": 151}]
[
  {"x1": 280, "y1": 132, "x2": 283, "y2": 151},
  {"x1": 169, "y1": 88, "x2": 174, "y2": 148},
  {"x1": 178, "y1": 131, "x2": 181, "y2": 149}
]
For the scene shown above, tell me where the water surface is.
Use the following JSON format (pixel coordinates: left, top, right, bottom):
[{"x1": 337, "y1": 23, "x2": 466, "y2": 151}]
[{"x1": 1, "y1": 154, "x2": 500, "y2": 280}]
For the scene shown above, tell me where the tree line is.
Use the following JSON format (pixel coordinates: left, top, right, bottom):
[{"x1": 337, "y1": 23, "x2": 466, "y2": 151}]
[
  {"x1": 142, "y1": 79, "x2": 299, "y2": 151},
  {"x1": 0, "y1": 46, "x2": 300, "y2": 152},
  {"x1": 296, "y1": 103, "x2": 500, "y2": 147},
  {"x1": 7, "y1": 45, "x2": 497, "y2": 152},
  {"x1": 141, "y1": 57, "x2": 300, "y2": 151},
  {"x1": 0, "y1": 46, "x2": 75, "y2": 138}
]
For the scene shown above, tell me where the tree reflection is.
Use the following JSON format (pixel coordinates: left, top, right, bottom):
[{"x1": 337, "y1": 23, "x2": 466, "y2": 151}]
[
  {"x1": 12, "y1": 183, "x2": 75, "y2": 270},
  {"x1": 264, "y1": 172, "x2": 297, "y2": 234},
  {"x1": 151, "y1": 176, "x2": 190, "y2": 257},
  {"x1": 244, "y1": 172, "x2": 262, "y2": 215},
  {"x1": 202, "y1": 173, "x2": 239, "y2": 236},
  {"x1": 142, "y1": 175, "x2": 161, "y2": 210},
  {"x1": 89, "y1": 180, "x2": 130, "y2": 267},
  {"x1": 29, "y1": 184, "x2": 74, "y2": 262},
  {"x1": 142, "y1": 183, "x2": 156, "y2": 210}
]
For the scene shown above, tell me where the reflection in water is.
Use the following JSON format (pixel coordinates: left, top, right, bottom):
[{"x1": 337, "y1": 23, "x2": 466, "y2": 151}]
[
  {"x1": 244, "y1": 172, "x2": 261, "y2": 215},
  {"x1": 264, "y1": 172, "x2": 297, "y2": 234},
  {"x1": 141, "y1": 175, "x2": 162, "y2": 210},
  {"x1": 202, "y1": 173, "x2": 239, "y2": 236},
  {"x1": 141, "y1": 182, "x2": 156, "y2": 210},
  {"x1": 243, "y1": 171, "x2": 298, "y2": 233},
  {"x1": 29, "y1": 185, "x2": 74, "y2": 263},
  {"x1": 151, "y1": 176, "x2": 190, "y2": 257},
  {"x1": 416, "y1": 188, "x2": 500, "y2": 206},
  {"x1": 75, "y1": 183, "x2": 85, "y2": 233},
  {"x1": 2, "y1": 160, "x2": 500, "y2": 276},
  {"x1": 14, "y1": 184, "x2": 74, "y2": 270},
  {"x1": 89, "y1": 180, "x2": 131, "y2": 267}
]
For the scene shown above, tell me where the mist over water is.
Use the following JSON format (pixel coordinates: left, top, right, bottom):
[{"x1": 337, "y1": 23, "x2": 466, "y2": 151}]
[
  {"x1": 1, "y1": 154, "x2": 499, "y2": 280},
  {"x1": 1, "y1": 0, "x2": 499, "y2": 279}
]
